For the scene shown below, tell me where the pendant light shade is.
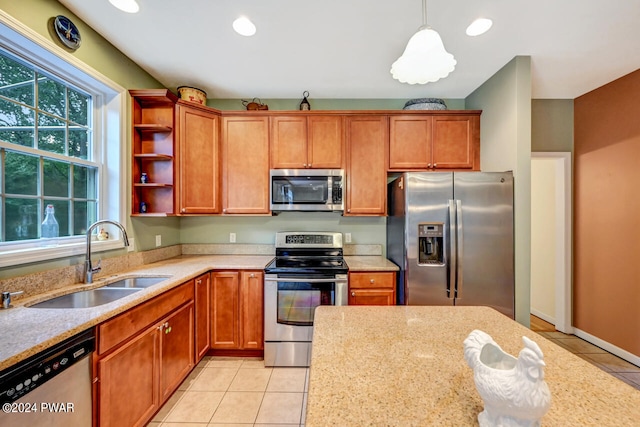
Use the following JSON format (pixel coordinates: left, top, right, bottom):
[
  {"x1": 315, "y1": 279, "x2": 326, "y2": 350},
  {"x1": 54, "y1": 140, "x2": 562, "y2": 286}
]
[{"x1": 391, "y1": 0, "x2": 456, "y2": 84}]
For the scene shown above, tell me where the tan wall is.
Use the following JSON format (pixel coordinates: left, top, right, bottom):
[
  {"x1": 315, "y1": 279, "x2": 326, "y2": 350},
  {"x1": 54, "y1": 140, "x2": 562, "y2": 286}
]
[{"x1": 574, "y1": 69, "x2": 640, "y2": 356}]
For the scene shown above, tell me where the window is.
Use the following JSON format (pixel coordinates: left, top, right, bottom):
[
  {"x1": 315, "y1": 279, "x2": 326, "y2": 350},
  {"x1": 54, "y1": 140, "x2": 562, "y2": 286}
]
[
  {"x1": 1, "y1": 49, "x2": 99, "y2": 242},
  {"x1": 0, "y1": 16, "x2": 126, "y2": 267}
]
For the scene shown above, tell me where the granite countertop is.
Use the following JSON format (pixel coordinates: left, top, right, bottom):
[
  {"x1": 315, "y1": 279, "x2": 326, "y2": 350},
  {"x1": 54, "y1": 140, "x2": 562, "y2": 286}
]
[
  {"x1": 306, "y1": 306, "x2": 640, "y2": 426},
  {"x1": 344, "y1": 255, "x2": 399, "y2": 271},
  {"x1": 0, "y1": 255, "x2": 273, "y2": 371}
]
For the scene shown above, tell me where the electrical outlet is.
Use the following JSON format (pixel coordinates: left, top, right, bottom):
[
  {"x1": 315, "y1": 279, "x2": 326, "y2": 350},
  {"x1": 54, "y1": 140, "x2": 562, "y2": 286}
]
[
  {"x1": 127, "y1": 238, "x2": 135, "y2": 252},
  {"x1": 229, "y1": 232, "x2": 236, "y2": 243},
  {"x1": 155, "y1": 235, "x2": 161, "y2": 247},
  {"x1": 345, "y1": 233, "x2": 352, "y2": 243}
]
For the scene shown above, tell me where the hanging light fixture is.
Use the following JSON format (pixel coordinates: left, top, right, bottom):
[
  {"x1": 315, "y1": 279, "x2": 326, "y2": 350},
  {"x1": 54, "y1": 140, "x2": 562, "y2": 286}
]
[
  {"x1": 109, "y1": 0, "x2": 140, "y2": 13},
  {"x1": 390, "y1": 0, "x2": 456, "y2": 84}
]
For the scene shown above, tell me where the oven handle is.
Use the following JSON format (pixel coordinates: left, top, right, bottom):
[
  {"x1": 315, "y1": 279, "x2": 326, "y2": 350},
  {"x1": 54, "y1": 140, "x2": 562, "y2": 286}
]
[{"x1": 265, "y1": 277, "x2": 347, "y2": 283}]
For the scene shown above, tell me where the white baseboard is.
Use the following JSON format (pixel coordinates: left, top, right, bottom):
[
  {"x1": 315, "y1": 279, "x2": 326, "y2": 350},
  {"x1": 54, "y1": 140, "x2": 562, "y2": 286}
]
[
  {"x1": 573, "y1": 328, "x2": 640, "y2": 367},
  {"x1": 530, "y1": 308, "x2": 555, "y2": 326}
]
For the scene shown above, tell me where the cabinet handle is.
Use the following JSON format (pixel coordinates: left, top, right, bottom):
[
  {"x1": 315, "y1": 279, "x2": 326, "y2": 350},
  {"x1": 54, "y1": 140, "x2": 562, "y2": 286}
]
[{"x1": 196, "y1": 279, "x2": 201, "y2": 285}]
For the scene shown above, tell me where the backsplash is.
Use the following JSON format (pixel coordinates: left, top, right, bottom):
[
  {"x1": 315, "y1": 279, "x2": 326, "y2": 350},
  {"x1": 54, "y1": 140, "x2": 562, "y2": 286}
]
[{"x1": 0, "y1": 244, "x2": 382, "y2": 304}]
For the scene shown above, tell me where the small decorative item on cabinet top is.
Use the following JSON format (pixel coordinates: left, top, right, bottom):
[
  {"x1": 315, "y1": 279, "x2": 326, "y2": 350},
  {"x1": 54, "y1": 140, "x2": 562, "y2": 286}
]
[
  {"x1": 177, "y1": 86, "x2": 207, "y2": 105},
  {"x1": 299, "y1": 91, "x2": 311, "y2": 110},
  {"x1": 140, "y1": 172, "x2": 148, "y2": 184},
  {"x1": 242, "y1": 98, "x2": 269, "y2": 110}
]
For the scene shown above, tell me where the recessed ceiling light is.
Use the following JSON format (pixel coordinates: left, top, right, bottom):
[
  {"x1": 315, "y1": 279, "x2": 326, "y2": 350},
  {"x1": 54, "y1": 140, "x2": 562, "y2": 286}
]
[
  {"x1": 466, "y1": 18, "x2": 493, "y2": 36},
  {"x1": 233, "y1": 16, "x2": 256, "y2": 37},
  {"x1": 109, "y1": 0, "x2": 139, "y2": 13}
]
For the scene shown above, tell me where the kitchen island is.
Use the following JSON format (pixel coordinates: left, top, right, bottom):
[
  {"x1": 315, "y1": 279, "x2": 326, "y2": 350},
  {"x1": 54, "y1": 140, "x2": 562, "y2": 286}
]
[{"x1": 306, "y1": 306, "x2": 640, "y2": 426}]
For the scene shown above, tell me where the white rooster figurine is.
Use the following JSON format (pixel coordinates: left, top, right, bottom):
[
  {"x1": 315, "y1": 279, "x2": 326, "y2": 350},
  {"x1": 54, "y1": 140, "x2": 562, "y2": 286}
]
[{"x1": 463, "y1": 330, "x2": 551, "y2": 427}]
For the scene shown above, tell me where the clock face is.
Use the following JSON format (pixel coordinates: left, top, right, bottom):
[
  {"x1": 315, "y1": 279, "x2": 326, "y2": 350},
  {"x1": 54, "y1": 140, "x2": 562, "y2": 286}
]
[{"x1": 53, "y1": 15, "x2": 81, "y2": 51}]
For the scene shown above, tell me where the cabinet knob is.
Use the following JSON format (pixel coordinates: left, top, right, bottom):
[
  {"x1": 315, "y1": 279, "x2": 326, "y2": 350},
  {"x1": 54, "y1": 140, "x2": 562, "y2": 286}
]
[
  {"x1": 196, "y1": 279, "x2": 201, "y2": 285},
  {"x1": 427, "y1": 163, "x2": 432, "y2": 168},
  {"x1": 249, "y1": 273, "x2": 255, "y2": 278},
  {"x1": 433, "y1": 163, "x2": 437, "y2": 168},
  {"x1": 370, "y1": 279, "x2": 375, "y2": 284},
  {"x1": 351, "y1": 292, "x2": 355, "y2": 297}
]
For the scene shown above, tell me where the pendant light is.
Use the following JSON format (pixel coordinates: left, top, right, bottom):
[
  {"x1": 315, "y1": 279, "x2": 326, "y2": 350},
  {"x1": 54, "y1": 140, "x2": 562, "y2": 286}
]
[{"x1": 390, "y1": 0, "x2": 456, "y2": 84}]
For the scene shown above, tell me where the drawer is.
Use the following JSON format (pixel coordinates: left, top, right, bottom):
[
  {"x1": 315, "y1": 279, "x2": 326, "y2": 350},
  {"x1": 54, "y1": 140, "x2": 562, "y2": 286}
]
[
  {"x1": 98, "y1": 281, "x2": 194, "y2": 355},
  {"x1": 349, "y1": 272, "x2": 395, "y2": 289}
]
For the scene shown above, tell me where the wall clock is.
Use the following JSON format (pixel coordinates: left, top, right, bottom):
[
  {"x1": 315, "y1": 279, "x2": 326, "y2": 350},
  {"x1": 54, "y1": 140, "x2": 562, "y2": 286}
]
[{"x1": 52, "y1": 15, "x2": 82, "y2": 51}]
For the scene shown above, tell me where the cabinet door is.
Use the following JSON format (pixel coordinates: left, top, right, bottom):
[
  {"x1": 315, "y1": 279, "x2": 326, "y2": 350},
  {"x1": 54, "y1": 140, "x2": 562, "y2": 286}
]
[
  {"x1": 211, "y1": 272, "x2": 240, "y2": 348},
  {"x1": 240, "y1": 271, "x2": 264, "y2": 350},
  {"x1": 270, "y1": 116, "x2": 307, "y2": 168},
  {"x1": 222, "y1": 117, "x2": 270, "y2": 214},
  {"x1": 388, "y1": 115, "x2": 432, "y2": 170},
  {"x1": 308, "y1": 116, "x2": 343, "y2": 168},
  {"x1": 349, "y1": 289, "x2": 396, "y2": 306},
  {"x1": 345, "y1": 116, "x2": 388, "y2": 215},
  {"x1": 194, "y1": 273, "x2": 211, "y2": 361},
  {"x1": 97, "y1": 326, "x2": 159, "y2": 427},
  {"x1": 177, "y1": 104, "x2": 220, "y2": 214},
  {"x1": 432, "y1": 115, "x2": 478, "y2": 170},
  {"x1": 160, "y1": 301, "x2": 195, "y2": 401}
]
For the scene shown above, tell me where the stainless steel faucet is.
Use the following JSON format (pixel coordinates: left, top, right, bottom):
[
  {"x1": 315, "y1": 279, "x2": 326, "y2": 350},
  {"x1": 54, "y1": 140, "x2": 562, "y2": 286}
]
[
  {"x1": 1, "y1": 291, "x2": 23, "y2": 309},
  {"x1": 85, "y1": 220, "x2": 130, "y2": 283}
]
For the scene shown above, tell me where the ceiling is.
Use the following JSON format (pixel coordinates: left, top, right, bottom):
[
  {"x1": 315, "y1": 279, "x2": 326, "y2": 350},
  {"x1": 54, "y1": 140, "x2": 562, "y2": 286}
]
[{"x1": 58, "y1": 0, "x2": 640, "y2": 100}]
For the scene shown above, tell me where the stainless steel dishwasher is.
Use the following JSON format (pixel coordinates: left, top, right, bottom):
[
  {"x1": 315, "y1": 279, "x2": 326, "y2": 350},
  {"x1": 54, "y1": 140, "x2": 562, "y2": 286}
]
[{"x1": 0, "y1": 329, "x2": 95, "y2": 427}]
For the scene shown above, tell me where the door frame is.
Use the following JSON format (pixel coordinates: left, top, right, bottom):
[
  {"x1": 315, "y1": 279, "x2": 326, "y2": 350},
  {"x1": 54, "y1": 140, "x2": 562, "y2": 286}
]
[{"x1": 531, "y1": 152, "x2": 573, "y2": 333}]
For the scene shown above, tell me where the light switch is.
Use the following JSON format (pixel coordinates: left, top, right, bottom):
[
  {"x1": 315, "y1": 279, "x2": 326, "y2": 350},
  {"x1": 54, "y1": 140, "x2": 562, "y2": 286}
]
[
  {"x1": 230, "y1": 232, "x2": 236, "y2": 243},
  {"x1": 155, "y1": 235, "x2": 161, "y2": 247},
  {"x1": 345, "y1": 233, "x2": 352, "y2": 243}
]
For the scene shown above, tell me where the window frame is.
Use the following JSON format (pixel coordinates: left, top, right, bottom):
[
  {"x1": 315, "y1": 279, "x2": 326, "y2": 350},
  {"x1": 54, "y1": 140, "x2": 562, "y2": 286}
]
[{"x1": 0, "y1": 11, "x2": 128, "y2": 268}]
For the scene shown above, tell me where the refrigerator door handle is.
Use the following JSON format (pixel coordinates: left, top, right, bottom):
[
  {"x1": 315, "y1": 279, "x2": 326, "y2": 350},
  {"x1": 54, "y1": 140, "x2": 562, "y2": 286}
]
[
  {"x1": 455, "y1": 199, "x2": 464, "y2": 300},
  {"x1": 448, "y1": 199, "x2": 457, "y2": 300}
]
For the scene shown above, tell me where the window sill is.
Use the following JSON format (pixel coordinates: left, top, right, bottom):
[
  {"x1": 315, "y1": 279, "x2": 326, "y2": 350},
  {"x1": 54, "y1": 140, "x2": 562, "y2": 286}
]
[{"x1": 0, "y1": 239, "x2": 127, "y2": 268}]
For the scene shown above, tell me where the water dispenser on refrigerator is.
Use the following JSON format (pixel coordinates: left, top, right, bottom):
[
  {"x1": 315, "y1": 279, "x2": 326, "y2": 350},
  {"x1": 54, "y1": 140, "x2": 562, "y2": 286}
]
[{"x1": 418, "y1": 223, "x2": 444, "y2": 265}]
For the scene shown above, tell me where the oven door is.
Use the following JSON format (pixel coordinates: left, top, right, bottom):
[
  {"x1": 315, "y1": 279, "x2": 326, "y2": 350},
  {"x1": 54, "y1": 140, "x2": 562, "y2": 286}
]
[{"x1": 264, "y1": 274, "x2": 347, "y2": 342}]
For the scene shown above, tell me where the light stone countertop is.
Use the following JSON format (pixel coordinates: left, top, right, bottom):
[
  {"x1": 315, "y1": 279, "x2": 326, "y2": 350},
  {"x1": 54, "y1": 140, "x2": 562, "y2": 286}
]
[
  {"x1": 306, "y1": 306, "x2": 640, "y2": 427},
  {"x1": 344, "y1": 255, "x2": 399, "y2": 271},
  {"x1": 0, "y1": 255, "x2": 273, "y2": 371}
]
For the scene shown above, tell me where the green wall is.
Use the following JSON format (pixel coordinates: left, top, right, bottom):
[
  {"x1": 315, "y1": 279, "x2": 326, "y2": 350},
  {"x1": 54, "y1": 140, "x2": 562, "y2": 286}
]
[
  {"x1": 466, "y1": 56, "x2": 532, "y2": 326},
  {"x1": 208, "y1": 98, "x2": 465, "y2": 111},
  {"x1": 531, "y1": 99, "x2": 574, "y2": 152}
]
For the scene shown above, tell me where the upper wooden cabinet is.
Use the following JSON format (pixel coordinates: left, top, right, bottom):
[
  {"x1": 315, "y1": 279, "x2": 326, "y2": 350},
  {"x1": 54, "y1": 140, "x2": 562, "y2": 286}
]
[
  {"x1": 345, "y1": 116, "x2": 388, "y2": 216},
  {"x1": 176, "y1": 102, "x2": 221, "y2": 214},
  {"x1": 389, "y1": 112, "x2": 480, "y2": 171},
  {"x1": 222, "y1": 116, "x2": 270, "y2": 214},
  {"x1": 130, "y1": 89, "x2": 178, "y2": 216},
  {"x1": 270, "y1": 115, "x2": 343, "y2": 169}
]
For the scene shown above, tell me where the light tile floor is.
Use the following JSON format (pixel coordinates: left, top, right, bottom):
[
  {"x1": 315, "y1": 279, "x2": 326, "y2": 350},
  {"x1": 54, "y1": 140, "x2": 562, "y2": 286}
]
[{"x1": 146, "y1": 357, "x2": 309, "y2": 427}]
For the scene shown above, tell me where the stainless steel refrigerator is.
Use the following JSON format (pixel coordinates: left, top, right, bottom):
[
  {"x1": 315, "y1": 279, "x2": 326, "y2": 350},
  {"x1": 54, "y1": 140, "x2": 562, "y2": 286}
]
[{"x1": 387, "y1": 172, "x2": 515, "y2": 318}]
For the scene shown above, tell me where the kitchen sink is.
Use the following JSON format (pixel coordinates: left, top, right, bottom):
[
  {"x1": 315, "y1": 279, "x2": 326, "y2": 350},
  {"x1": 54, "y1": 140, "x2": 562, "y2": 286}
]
[
  {"x1": 28, "y1": 276, "x2": 170, "y2": 309},
  {"x1": 104, "y1": 276, "x2": 169, "y2": 289},
  {"x1": 29, "y1": 288, "x2": 142, "y2": 309}
]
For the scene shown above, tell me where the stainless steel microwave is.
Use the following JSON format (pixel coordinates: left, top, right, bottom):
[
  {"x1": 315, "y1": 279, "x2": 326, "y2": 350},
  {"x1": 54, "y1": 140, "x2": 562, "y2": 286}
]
[{"x1": 270, "y1": 169, "x2": 344, "y2": 212}]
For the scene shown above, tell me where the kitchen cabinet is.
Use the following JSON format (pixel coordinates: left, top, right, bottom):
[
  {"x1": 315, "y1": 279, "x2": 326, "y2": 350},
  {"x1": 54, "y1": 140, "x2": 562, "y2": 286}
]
[
  {"x1": 344, "y1": 115, "x2": 388, "y2": 215},
  {"x1": 211, "y1": 270, "x2": 264, "y2": 352},
  {"x1": 94, "y1": 282, "x2": 194, "y2": 427},
  {"x1": 270, "y1": 115, "x2": 343, "y2": 169},
  {"x1": 222, "y1": 116, "x2": 270, "y2": 214},
  {"x1": 348, "y1": 271, "x2": 396, "y2": 305},
  {"x1": 194, "y1": 272, "x2": 211, "y2": 362},
  {"x1": 130, "y1": 89, "x2": 178, "y2": 216},
  {"x1": 388, "y1": 113, "x2": 480, "y2": 171},
  {"x1": 176, "y1": 101, "x2": 221, "y2": 214}
]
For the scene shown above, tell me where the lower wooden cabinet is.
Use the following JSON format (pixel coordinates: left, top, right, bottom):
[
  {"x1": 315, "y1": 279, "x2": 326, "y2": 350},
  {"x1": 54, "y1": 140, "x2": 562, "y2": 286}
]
[
  {"x1": 94, "y1": 282, "x2": 195, "y2": 427},
  {"x1": 211, "y1": 271, "x2": 264, "y2": 351},
  {"x1": 348, "y1": 271, "x2": 396, "y2": 305},
  {"x1": 194, "y1": 272, "x2": 211, "y2": 361}
]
